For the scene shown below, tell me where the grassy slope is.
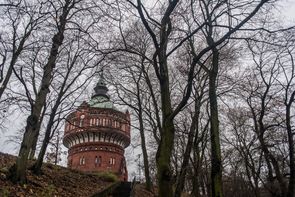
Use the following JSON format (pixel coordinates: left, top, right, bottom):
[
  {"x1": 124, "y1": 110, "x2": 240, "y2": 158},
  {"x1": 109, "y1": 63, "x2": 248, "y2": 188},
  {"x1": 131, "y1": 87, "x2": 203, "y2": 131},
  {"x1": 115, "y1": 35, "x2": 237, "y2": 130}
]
[{"x1": 0, "y1": 152, "x2": 114, "y2": 197}]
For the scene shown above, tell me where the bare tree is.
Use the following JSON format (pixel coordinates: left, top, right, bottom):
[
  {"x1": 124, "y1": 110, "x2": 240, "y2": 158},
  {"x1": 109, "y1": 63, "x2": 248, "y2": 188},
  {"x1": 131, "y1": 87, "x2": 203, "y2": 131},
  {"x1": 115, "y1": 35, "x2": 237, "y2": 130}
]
[
  {"x1": 109, "y1": 50, "x2": 154, "y2": 191},
  {"x1": 9, "y1": 0, "x2": 78, "y2": 184},
  {"x1": 276, "y1": 31, "x2": 295, "y2": 197},
  {"x1": 116, "y1": 0, "x2": 272, "y2": 195}
]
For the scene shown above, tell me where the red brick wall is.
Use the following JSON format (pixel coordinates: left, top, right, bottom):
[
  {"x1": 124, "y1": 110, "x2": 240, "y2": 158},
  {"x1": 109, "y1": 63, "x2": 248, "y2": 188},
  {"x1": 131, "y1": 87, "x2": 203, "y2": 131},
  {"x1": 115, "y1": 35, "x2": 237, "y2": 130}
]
[{"x1": 68, "y1": 144, "x2": 128, "y2": 180}]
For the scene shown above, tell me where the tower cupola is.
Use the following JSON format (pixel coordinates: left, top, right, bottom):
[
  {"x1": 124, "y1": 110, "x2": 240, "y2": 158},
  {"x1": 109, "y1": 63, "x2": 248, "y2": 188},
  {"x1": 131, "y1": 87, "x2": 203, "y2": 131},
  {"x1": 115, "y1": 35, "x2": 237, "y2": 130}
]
[{"x1": 92, "y1": 73, "x2": 109, "y2": 99}]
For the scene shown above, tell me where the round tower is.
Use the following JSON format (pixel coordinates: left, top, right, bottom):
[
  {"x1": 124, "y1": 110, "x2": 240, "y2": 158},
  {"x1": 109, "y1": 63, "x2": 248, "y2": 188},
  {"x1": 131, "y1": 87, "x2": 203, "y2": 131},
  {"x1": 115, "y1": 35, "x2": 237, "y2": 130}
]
[{"x1": 63, "y1": 77, "x2": 130, "y2": 181}]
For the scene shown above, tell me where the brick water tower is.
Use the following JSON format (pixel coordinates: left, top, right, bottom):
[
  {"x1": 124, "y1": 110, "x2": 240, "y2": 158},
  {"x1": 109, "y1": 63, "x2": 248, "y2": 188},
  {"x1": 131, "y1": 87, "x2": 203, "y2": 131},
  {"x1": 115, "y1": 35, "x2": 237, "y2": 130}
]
[{"x1": 63, "y1": 77, "x2": 130, "y2": 181}]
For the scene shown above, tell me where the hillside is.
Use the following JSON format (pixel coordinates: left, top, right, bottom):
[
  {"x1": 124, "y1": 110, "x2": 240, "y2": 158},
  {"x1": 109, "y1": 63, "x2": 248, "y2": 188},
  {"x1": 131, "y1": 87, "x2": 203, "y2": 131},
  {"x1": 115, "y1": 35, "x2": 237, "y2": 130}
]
[{"x1": 0, "y1": 152, "x2": 114, "y2": 197}]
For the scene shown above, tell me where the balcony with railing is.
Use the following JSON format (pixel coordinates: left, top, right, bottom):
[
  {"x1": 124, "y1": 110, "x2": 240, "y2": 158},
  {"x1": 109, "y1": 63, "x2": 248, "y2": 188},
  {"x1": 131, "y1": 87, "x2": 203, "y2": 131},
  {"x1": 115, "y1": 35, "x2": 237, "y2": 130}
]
[{"x1": 64, "y1": 116, "x2": 130, "y2": 135}]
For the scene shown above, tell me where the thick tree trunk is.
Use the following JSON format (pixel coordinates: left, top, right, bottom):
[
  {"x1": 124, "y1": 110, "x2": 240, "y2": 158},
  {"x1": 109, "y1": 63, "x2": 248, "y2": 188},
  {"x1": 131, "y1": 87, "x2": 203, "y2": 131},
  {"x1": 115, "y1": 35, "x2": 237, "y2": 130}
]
[
  {"x1": 156, "y1": 73, "x2": 175, "y2": 197},
  {"x1": 156, "y1": 120, "x2": 175, "y2": 197},
  {"x1": 209, "y1": 48, "x2": 222, "y2": 197},
  {"x1": 28, "y1": 108, "x2": 45, "y2": 160},
  {"x1": 10, "y1": 114, "x2": 39, "y2": 183},
  {"x1": 33, "y1": 107, "x2": 56, "y2": 174}
]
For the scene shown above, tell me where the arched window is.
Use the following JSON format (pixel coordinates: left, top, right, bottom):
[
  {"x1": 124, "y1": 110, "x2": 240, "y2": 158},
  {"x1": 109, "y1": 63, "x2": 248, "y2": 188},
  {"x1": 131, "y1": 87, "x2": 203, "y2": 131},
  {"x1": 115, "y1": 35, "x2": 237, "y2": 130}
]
[
  {"x1": 79, "y1": 156, "x2": 85, "y2": 165},
  {"x1": 95, "y1": 156, "x2": 102, "y2": 167},
  {"x1": 109, "y1": 158, "x2": 115, "y2": 165},
  {"x1": 79, "y1": 115, "x2": 85, "y2": 127}
]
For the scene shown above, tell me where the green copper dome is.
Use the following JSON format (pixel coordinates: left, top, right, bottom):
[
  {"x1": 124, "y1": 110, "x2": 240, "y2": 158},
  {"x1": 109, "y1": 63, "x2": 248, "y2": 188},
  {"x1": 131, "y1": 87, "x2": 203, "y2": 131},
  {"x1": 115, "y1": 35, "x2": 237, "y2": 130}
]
[{"x1": 88, "y1": 96, "x2": 116, "y2": 109}]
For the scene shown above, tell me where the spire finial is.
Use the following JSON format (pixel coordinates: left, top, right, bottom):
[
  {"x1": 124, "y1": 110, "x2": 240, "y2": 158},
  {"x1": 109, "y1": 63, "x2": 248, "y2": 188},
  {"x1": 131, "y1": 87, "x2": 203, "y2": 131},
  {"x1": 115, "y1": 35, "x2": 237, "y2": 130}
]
[
  {"x1": 100, "y1": 67, "x2": 104, "y2": 80},
  {"x1": 98, "y1": 67, "x2": 105, "y2": 85},
  {"x1": 91, "y1": 67, "x2": 109, "y2": 99}
]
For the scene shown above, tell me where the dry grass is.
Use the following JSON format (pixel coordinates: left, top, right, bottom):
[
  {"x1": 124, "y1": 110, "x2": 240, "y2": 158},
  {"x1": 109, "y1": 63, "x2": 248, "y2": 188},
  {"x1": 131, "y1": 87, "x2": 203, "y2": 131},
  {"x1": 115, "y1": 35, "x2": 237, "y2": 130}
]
[{"x1": 0, "y1": 152, "x2": 113, "y2": 197}]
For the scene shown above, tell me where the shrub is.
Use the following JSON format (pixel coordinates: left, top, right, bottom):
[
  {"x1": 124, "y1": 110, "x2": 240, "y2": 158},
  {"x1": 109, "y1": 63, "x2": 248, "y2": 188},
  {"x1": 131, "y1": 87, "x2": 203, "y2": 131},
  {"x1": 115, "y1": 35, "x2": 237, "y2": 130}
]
[
  {"x1": 0, "y1": 187, "x2": 9, "y2": 197},
  {"x1": 40, "y1": 184, "x2": 56, "y2": 197},
  {"x1": 95, "y1": 172, "x2": 118, "y2": 182}
]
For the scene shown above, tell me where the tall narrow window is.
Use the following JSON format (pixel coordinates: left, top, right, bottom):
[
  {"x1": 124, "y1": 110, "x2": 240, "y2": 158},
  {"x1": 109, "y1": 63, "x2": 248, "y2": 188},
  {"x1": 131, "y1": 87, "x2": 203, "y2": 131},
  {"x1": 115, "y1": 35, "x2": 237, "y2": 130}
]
[
  {"x1": 95, "y1": 156, "x2": 98, "y2": 164},
  {"x1": 109, "y1": 158, "x2": 115, "y2": 165},
  {"x1": 90, "y1": 118, "x2": 92, "y2": 126},
  {"x1": 95, "y1": 156, "x2": 102, "y2": 167},
  {"x1": 80, "y1": 115, "x2": 85, "y2": 127},
  {"x1": 79, "y1": 157, "x2": 84, "y2": 165}
]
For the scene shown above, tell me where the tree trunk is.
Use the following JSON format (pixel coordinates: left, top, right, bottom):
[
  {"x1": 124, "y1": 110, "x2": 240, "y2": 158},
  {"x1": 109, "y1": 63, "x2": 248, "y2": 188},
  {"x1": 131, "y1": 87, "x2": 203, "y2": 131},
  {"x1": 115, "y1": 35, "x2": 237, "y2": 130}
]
[
  {"x1": 156, "y1": 120, "x2": 175, "y2": 197},
  {"x1": 192, "y1": 145, "x2": 201, "y2": 197},
  {"x1": 33, "y1": 45, "x2": 76, "y2": 173},
  {"x1": 286, "y1": 93, "x2": 295, "y2": 197},
  {"x1": 28, "y1": 108, "x2": 46, "y2": 160},
  {"x1": 156, "y1": 72, "x2": 175, "y2": 197},
  {"x1": 136, "y1": 81, "x2": 152, "y2": 191},
  {"x1": 10, "y1": 114, "x2": 39, "y2": 183},
  {"x1": 209, "y1": 48, "x2": 222, "y2": 197},
  {"x1": 0, "y1": 59, "x2": 14, "y2": 99},
  {"x1": 138, "y1": 109, "x2": 152, "y2": 191},
  {"x1": 175, "y1": 100, "x2": 200, "y2": 197},
  {"x1": 258, "y1": 134, "x2": 287, "y2": 197},
  {"x1": 32, "y1": 106, "x2": 57, "y2": 174}
]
